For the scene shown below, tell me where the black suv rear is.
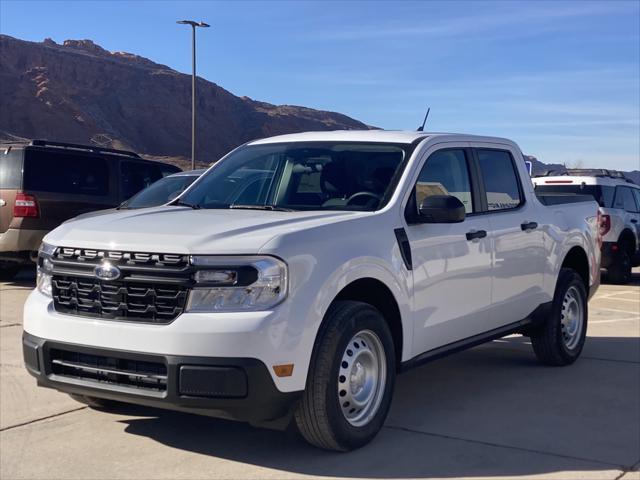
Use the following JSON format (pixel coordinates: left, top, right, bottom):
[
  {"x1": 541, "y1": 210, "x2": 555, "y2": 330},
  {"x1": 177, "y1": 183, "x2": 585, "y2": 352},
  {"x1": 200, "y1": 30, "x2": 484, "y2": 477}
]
[{"x1": 0, "y1": 140, "x2": 180, "y2": 279}]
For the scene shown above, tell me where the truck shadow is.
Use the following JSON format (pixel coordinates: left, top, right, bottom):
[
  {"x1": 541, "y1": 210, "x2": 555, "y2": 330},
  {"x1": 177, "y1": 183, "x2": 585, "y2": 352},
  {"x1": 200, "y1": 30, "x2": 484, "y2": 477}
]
[
  {"x1": 117, "y1": 335, "x2": 639, "y2": 478},
  {"x1": 602, "y1": 269, "x2": 640, "y2": 286},
  {"x1": 0, "y1": 266, "x2": 36, "y2": 288}
]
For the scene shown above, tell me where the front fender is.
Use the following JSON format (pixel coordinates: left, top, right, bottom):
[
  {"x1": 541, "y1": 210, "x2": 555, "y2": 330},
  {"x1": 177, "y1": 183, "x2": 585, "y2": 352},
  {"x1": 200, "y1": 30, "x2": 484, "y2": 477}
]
[
  {"x1": 310, "y1": 258, "x2": 412, "y2": 355},
  {"x1": 260, "y1": 215, "x2": 412, "y2": 390}
]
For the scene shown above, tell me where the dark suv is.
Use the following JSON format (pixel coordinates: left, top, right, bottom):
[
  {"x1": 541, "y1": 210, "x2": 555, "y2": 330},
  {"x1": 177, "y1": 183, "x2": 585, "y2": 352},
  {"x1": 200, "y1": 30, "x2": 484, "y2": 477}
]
[{"x1": 0, "y1": 140, "x2": 180, "y2": 279}]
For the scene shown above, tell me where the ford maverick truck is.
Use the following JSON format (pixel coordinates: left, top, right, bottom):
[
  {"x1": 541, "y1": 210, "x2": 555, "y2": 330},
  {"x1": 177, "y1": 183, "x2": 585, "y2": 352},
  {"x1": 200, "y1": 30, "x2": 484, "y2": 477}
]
[{"x1": 23, "y1": 131, "x2": 601, "y2": 451}]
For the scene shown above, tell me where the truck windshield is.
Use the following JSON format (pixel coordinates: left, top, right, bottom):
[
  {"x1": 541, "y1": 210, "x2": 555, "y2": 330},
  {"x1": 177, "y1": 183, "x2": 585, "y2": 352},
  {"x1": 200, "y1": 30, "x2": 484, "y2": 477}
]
[{"x1": 178, "y1": 142, "x2": 407, "y2": 211}]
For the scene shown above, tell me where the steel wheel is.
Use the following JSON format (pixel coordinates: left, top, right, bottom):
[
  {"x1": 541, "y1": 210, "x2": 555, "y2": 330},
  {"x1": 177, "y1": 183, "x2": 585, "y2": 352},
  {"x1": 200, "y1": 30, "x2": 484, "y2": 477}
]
[
  {"x1": 560, "y1": 285, "x2": 584, "y2": 350},
  {"x1": 337, "y1": 329, "x2": 387, "y2": 427}
]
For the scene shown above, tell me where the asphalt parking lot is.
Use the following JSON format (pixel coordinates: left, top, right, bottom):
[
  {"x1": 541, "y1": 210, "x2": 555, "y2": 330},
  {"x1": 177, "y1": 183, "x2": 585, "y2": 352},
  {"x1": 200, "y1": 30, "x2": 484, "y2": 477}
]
[{"x1": 1, "y1": 268, "x2": 638, "y2": 480}]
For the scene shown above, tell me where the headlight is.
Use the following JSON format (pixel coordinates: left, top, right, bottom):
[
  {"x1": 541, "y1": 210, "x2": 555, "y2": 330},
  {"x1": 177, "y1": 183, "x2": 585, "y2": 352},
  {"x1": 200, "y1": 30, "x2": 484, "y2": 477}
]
[
  {"x1": 186, "y1": 255, "x2": 287, "y2": 312},
  {"x1": 36, "y1": 269, "x2": 52, "y2": 297},
  {"x1": 36, "y1": 241, "x2": 56, "y2": 298},
  {"x1": 38, "y1": 241, "x2": 57, "y2": 257}
]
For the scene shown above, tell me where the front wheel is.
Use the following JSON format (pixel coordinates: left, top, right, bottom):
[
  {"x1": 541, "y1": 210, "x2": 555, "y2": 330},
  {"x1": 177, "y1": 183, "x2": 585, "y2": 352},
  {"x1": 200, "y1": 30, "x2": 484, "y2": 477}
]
[
  {"x1": 294, "y1": 301, "x2": 396, "y2": 451},
  {"x1": 530, "y1": 268, "x2": 588, "y2": 366}
]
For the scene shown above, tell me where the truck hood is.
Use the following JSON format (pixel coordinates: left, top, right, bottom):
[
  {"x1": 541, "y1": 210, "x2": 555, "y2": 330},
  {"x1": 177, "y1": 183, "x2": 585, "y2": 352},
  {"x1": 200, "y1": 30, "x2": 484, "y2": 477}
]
[{"x1": 45, "y1": 206, "x2": 361, "y2": 254}]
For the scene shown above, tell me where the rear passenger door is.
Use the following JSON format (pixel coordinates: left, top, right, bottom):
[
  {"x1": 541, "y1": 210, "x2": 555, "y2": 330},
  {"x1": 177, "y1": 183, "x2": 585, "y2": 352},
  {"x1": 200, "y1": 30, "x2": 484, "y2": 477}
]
[
  {"x1": 474, "y1": 146, "x2": 546, "y2": 326},
  {"x1": 616, "y1": 186, "x2": 640, "y2": 254},
  {"x1": 633, "y1": 189, "x2": 640, "y2": 256},
  {"x1": 0, "y1": 147, "x2": 23, "y2": 234},
  {"x1": 405, "y1": 145, "x2": 493, "y2": 354}
]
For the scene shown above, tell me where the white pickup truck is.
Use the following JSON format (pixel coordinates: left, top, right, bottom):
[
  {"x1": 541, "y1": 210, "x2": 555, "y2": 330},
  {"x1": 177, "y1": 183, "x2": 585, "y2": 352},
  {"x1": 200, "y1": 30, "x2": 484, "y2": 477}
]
[{"x1": 23, "y1": 131, "x2": 601, "y2": 451}]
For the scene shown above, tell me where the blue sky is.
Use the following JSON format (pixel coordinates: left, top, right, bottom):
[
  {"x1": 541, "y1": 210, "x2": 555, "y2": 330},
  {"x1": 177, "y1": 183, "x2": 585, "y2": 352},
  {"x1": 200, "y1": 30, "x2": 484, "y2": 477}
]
[{"x1": 1, "y1": 0, "x2": 639, "y2": 170}]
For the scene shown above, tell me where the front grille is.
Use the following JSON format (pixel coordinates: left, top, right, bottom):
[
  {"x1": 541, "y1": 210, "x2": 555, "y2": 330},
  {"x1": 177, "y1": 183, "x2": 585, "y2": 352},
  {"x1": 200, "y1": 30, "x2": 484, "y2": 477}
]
[
  {"x1": 50, "y1": 348, "x2": 167, "y2": 393},
  {"x1": 49, "y1": 247, "x2": 193, "y2": 323},
  {"x1": 52, "y1": 276, "x2": 189, "y2": 323},
  {"x1": 55, "y1": 247, "x2": 188, "y2": 269}
]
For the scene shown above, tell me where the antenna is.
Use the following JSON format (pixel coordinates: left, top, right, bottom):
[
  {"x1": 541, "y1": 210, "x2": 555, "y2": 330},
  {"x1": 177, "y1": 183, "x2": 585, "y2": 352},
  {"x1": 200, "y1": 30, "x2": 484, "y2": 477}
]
[{"x1": 417, "y1": 107, "x2": 430, "y2": 132}]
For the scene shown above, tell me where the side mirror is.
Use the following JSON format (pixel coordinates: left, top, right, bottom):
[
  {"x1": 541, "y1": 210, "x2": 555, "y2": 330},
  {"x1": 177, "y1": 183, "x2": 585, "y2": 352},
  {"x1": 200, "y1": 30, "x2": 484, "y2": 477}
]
[{"x1": 417, "y1": 195, "x2": 466, "y2": 223}]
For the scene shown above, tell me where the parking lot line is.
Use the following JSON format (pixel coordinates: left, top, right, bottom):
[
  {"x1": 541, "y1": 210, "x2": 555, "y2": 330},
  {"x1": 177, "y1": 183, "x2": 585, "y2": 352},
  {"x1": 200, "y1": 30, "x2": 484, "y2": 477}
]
[
  {"x1": 384, "y1": 424, "x2": 629, "y2": 470},
  {"x1": 595, "y1": 307, "x2": 640, "y2": 315},
  {"x1": 596, "y1": 291, "x2": 637, "y2": 298},
  {"x1": 590, "y1": 318, "x2": 640, "y2": 324}
]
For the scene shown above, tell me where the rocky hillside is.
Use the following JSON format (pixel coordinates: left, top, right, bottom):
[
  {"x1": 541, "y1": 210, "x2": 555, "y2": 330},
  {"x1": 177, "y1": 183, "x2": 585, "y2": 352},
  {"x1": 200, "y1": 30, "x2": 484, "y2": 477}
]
[{"x1": 0, "y1": 35, "x2": 369, "y2": 166}]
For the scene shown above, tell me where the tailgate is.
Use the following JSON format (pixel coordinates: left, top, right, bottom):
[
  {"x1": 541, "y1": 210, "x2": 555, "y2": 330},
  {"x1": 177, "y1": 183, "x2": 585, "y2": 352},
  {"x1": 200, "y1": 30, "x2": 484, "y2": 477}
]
[{"x1": 0, "y1": 148, "x2": 23, "y2": 233}]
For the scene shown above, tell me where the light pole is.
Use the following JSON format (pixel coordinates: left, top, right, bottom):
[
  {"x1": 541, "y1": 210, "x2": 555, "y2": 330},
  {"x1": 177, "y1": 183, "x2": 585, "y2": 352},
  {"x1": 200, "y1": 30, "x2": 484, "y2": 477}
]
[{"x1": 177, "y1": 20, "x2": 210, "y2": 170}]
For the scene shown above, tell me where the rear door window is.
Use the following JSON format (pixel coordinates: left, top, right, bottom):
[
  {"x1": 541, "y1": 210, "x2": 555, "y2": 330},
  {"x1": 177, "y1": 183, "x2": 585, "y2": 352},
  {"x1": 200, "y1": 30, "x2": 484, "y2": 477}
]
[
  {"x1": 632, "y1": 189, "x2": 640, "y2": 212},
  {"x1": 614, "y1": 186, "x2": 638, "y2": 212},
  {"x1": 159, "y1": 163, "x2": 181, "y2": 177},
  {"x1": 0, "y1": 148, "x2": 23, "y2": 189},
  {"x1": 120, "y1": 161, "x2": 164, "y2": 199},
  {"x1": 476, "y1": 149, "x2": 523, "y2": 211},
  {"x1": 23, "y1": 149, "x2": 109, "y2": 196}
]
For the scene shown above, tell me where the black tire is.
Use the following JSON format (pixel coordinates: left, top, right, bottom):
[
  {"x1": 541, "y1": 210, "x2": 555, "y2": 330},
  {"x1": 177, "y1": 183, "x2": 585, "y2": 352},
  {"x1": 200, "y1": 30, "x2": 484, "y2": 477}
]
[
  {"x1": 68, "y1": 394, "x2": 123, "y2": 410},
  {"x1": 294, "y1": 301, "x2": 396, "y2": 451},
  {"x1": 530, "y1": 268, "x2": 588, "y2": 366},
  {"x1": 607, "y1": 245, "x2": 632, "y2": 284},
  {"x1": 0, "y1": 264, "x2": 20, "y2": 281}
]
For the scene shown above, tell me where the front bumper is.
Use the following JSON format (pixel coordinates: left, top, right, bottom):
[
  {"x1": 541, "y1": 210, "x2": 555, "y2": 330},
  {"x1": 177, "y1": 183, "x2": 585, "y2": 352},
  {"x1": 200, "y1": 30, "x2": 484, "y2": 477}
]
[
  {"x1": 23, "y1": 332, "x2": 300, "y2": 424},
  {"x1": 23, "y1": 289, "x2": 309, "y2": 393}
]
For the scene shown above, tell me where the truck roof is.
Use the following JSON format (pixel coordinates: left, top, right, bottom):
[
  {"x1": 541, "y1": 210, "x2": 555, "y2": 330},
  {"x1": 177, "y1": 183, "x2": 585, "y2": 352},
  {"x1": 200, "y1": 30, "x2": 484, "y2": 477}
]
[{"x1": 247, "y1": 130, "x2": 516, "y2": 146}]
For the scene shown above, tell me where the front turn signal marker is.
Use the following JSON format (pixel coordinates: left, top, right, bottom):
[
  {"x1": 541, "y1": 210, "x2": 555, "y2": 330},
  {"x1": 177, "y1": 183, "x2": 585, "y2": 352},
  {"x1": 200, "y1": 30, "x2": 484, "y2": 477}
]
[{"x1": 273, "y1": 364, "x2": 294, "y2": 377}]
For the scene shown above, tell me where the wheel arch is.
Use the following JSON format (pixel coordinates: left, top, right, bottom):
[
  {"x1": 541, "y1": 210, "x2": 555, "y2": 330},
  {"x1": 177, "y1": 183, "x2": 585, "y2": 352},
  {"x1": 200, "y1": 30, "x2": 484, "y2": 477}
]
[
  {"x1": 560, "y1": 246, "x2": 590, "y2": 289},
  {"x1": 618, "y1": 228, "x2": 636, "y2": 254},
  {"x1": 332, "y1": 278, "x2": 404, "y2": 369}
]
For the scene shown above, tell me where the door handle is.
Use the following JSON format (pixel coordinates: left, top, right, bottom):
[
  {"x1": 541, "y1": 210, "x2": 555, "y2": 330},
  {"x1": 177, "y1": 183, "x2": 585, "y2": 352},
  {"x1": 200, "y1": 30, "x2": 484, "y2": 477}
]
[
  {"x1": 466, "y1": 230, "x2": 487, "y2": 241},
  {"x1": 521, "y1": 221, "x2": 538, "y2": 231},
  {"x1": 631, "y1": 219, "x2": 638, "y2": 224}
]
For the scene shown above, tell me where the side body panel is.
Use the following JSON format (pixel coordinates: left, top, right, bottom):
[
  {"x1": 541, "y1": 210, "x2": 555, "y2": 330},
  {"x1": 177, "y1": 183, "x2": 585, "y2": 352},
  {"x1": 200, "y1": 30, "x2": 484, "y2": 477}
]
[
  {"x1": 473, "y1": 142, "x2": 548, "y2": 326},
  {"x1": 605, "y1": 185, "x2": 640, "y2": 253},
  {"x1": 399, "y1": 142, "x2": 493, "y2": 353}
]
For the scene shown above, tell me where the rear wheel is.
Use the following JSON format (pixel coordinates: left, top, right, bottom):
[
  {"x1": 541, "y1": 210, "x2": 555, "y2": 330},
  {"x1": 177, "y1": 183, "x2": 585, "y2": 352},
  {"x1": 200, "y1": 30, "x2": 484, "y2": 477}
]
[
  {"x1": 530, "y1": 268, "x2": 587, "y2": 366},
  {"x1": 294, "y1": 301, "x2": 396, "y2": 451},
  {"x1": 607, "y1": 243, "x2": 632, "y2": 284}
]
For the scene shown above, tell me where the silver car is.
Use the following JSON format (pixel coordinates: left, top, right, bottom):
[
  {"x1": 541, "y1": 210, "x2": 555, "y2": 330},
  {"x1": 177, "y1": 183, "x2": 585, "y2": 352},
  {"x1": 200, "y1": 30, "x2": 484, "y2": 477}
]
[{"x1": 534, "y1": 169, "x2": 640, "y2": 284}]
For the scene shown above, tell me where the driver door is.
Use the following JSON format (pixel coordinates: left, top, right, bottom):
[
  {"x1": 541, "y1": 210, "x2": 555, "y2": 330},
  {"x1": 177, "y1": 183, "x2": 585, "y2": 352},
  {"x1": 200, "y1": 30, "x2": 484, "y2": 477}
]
[{"x1": 404, "y1": 146, "x2": 493, "y2": 355}]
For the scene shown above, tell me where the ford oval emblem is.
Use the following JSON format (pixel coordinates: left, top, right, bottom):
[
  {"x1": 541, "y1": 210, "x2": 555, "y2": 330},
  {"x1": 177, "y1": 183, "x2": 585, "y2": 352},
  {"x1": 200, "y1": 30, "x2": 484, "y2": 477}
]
[{"x1": 94, "y1": 261, "x2": 121, "y2": 281}]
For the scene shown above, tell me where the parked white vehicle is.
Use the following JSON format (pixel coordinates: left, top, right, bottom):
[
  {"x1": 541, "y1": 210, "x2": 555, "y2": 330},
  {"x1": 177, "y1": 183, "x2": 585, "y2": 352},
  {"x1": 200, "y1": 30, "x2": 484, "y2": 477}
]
[
  {"x1": 24, "y1": 131, "x2": 601, "y2": 451},
  {"x1": 533, "y1": 170, "x2": 640, "y2": 284}
]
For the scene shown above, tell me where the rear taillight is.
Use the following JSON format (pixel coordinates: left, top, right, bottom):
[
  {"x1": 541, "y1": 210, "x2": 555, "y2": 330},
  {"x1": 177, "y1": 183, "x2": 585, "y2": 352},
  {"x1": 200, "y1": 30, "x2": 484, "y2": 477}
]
[
  {"x1": 599, "y1": 213, "x2": 611, "y2": 238},
  {"x1": 13, "y1": 193, "x2": 39, "y2": 218}
]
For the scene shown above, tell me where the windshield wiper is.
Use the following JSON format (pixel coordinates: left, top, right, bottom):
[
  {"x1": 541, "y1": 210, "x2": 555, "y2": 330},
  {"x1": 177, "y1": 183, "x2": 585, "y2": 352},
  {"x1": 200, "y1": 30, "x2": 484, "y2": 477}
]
[
  {"x1": 172, "y1": 200, "x2": 201, "y2": 209},
  {"x1": 229, "y1": 204, "x2": 295, "y2": 212}
]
